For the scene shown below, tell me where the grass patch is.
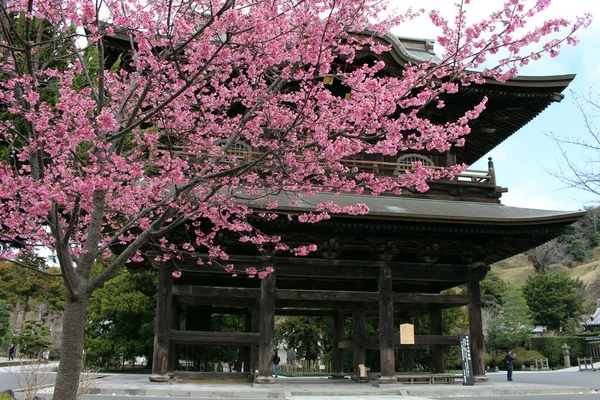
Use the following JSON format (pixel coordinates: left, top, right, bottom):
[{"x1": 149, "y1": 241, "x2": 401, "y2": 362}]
[
  {"x1": 0, "y1": 393, "x2": 13, "y2": 400},
  {"x1": 493, "y1": 265, "x2": 535, "y2": 287},
  {"x1": 493, "y1": 254, "x2": 531, "y2": 270}
]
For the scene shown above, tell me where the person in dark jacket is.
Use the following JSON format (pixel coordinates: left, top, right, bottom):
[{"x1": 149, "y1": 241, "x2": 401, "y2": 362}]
[
  {"x1": 505, "y1": 350, "x2": 517, "y2": 381},
  {"x1": 273, "y1": 352, "x2": 281, "y2": 378},
  {"x1": 8, "y1": 343, "x2": 15, "y2": 361}
]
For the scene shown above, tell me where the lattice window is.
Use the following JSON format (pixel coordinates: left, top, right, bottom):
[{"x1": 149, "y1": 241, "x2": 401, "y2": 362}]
[
  {"x1": 214, "y1": 140, "x2": 252, "y2": 158},
  {"x1": 394, "y1": 154, "x2": 434, "y2": 175}
]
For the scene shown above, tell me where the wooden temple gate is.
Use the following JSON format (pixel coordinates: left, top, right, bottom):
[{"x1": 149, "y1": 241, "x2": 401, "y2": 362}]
[
  {"x1": 148, "y1": 197, "x2": 583, "y2": 384},
  {"x1": 97, "y1": 34, "x2": 587, "y2": 385}
]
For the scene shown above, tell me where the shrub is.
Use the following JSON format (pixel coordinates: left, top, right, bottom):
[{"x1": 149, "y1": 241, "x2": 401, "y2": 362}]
[
  {"x1": 511, "y1": 347, "x2": 545, "y2": 368},
  {"x1": 486, "y1": 348, "x2": 545, "y2": 370},
  {"x1": 530, "y1": 337, "x2": 586, "y2": 367}
]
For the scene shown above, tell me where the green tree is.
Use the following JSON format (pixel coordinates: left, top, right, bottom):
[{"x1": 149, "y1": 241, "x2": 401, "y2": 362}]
[
  {"x1": 486, "y1": 285, "x2": 533, "y2": 351},
  {"x1": 17, "y1": 319, "x2": 52, "y2": 358},
  {"x1": 0, "y1": 300, "x2": 10, "y2": 348},
  {"x1": 276, "y1": 316, "x2": 328, "y2": 363},
  {"x1": 522, "y1": 273, "x2": 584, "y2": 331},
  {"x1": 85, "y1": 268, "x2": 157, "y2": 369},
  {"x1": 480, "y1": 271, "x2": 508, "y2": 309}
]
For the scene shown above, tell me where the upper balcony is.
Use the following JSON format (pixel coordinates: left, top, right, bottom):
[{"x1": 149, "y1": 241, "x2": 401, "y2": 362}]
[
  {"x1": 334, "y1": 156, "x2": 505, "y2": 203},
  {"x1": 158, "y1": 144, "x2": 506, "y2": 203}
]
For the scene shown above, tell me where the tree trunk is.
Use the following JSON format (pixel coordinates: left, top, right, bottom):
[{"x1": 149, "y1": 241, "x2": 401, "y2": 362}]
[{"x1": 52, "y1": 295, "x2": 89, "y2": 400}]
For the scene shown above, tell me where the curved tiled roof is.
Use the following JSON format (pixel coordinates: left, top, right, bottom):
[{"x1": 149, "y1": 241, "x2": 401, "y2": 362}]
[
  {"x1": 363, "y1": 34, "x2": 575, "y2": 165},
  {"x1": 585, "y1": 300, "x2": 600, "y2": 327},
  {"x1": 248, "y1": 192, "x2": 585, "y2": 225}
]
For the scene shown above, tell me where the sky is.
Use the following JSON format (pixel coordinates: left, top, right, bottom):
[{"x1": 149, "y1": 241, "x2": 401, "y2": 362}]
[{"x1": 389, "y1": 0, "x2": 600, "y2": 211}]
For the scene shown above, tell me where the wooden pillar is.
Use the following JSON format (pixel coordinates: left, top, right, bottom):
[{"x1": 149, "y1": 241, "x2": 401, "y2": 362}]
[
  {"x1": 255, "y1": 270, "x2": 276, "y2": 384},
  {"x1": 239, "y1": 310, "x2": 252, "y2": 372},
  {"x1": 331, "y1": 311, "x2": 344, "y2": 378},
  {"x1": 430, "y1": 309, "x2": 444, "y2": 373},
  {"x1": 468, "y1": 264, "x2": 489, "y2": 378},
  {"x1": 402, "y1": 348, "x2": 414, "y2": 372},
  {"x1": 352, "y1": 306, "x2": 366, "y2": 380},
  {"x1": 378, "y1": 265, "x2": 396, "y2": 384},
  {"x1": 167, "y1": 304, "x2": 179, "y2": 372},
  {"x1": 149, "y1": 264, "x2": 173, "y2": 382},
  {"x1": 250, "y1": 306, "x2": 259, "y2": 375}
]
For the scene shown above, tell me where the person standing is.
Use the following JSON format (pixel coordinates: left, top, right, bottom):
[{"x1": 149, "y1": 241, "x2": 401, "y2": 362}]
[
  {"x1": 8, "y1": 343, "x2": 15, "y2": 361},
  {"x1": 273, "y1": 352, "x2": 281, "y2": 378},
  {"x1": 505, "y1": 350, "x2": 516, "y2": 381}
]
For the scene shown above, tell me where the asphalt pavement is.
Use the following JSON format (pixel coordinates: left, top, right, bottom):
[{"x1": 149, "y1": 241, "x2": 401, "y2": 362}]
[{"x1": 1, "y1": 357, "x2": 599, "y2": 400}]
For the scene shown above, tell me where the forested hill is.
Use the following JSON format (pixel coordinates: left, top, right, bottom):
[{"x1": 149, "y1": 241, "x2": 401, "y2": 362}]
[{"x1": 492, "y1": 247, "x2": 600, "y2": 313}]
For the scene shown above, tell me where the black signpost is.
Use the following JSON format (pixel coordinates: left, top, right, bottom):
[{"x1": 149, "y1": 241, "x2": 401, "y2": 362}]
[{"x1": 459, "y1": 334, "x2": 475, "y2": 386}]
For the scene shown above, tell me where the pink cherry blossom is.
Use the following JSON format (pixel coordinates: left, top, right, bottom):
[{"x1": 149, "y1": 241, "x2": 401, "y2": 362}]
[{"x1": 0, "y1": 1, "x2": 589, "y2": 398}]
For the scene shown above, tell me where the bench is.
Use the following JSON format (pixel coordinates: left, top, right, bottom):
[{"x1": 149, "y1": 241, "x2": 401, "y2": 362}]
[
  {"x1": 577, "y1": 357, "x2": 596, "y2": 371},
  {"x1": 396, "y1": 373, "x2": 461, "y2": 384}
]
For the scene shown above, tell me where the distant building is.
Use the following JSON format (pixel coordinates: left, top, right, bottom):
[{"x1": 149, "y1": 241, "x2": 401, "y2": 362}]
[
  {"x1": 531, "y1": 325, "x2": 548, "y2": 336},
  {"x1": 583, "y1": 299, "x2": 600, "y2": 332}
]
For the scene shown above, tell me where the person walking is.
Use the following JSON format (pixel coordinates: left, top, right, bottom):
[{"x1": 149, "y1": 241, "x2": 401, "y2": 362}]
[
  {"x1": 8, "y1": 343, "x2": 15, "y2": 361},
  {"x1": 505, "y1": 350, "x2": 516, "y2": 381},
  {"x1": 273, "y1": 352, "x2": 281, "y2": 378}
]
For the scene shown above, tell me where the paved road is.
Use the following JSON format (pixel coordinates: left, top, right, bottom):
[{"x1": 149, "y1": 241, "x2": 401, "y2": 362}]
[
  {"x1": 3, "y1": 367, "x2": 599, "y2": 399},
  {"x1": 486, "y1": 370, "x2": 600, "y2": 389},
  {"x1": 445, "y1": 396, "x2": 600, "y2": 400},
  {"x1": 68, "y1": 395, "x2": 600, "y2": 400},
  {"x1": 0, "y1": 368, "x2": 56, "y2": 392}
]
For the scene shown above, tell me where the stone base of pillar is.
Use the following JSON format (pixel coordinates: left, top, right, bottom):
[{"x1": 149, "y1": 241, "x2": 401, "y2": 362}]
[
  {"x1": 377, "y1": 376, "x2": 398, "y2": 385},
  {"x1": 148, "y1": 374, "x2": 170, "y2": 382},
  {"x1": 329, "y1": 373, "x2": 346, "y2": 379},
  {"x1": 473, "y1": 375, "x2": 488, "y2": 383},
  {"x1": 253, "y1": 375, "x2": 276, "y2": 384}
]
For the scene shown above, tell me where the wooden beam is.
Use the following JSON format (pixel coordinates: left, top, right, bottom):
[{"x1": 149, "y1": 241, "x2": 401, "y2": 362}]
[
  {"x1": 276, "y1": 309, "x2": 336, "y2": 317},
  {"x1": 393, "y1": 293, "x2": 469, "y2": 305},
  {"x1": 169, "y1": 330, "x2": 259, "y2": 346},
  {"x1": 173, "y1": 285, "x2": 260, "y2": 298},
  {"x1": 338, "y1": 335, "x2": 459, "y2": 350},
  {"x1": 211, "y1": 307, "x2": 248, "y2": 315},
  {"x1": 176, "y1": 255, "x2": 469, "y2": 282},
  {"x1": 182, "y1": 254, "x2": 467, "y2": 269},
  {"x1": 174, "y1": 285, "x2": 469, "y2": 312},
  {"x1": 276, "y1": 289, "x2": 378, "y2": 302}
]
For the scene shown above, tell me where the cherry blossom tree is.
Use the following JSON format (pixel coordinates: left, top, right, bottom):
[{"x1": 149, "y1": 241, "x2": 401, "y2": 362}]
[{"x1": 0, "y1": 0, "x2": 590, "y2": 398}]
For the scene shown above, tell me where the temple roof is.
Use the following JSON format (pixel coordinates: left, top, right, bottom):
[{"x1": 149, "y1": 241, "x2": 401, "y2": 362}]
[
  {"x1": 102, "y1": 29, "x2": 575, "y2": 166},
  {"x1": 585, "y1": 299, "x2": 600, "y2": 327},
  {"x1": 249, "y1": 192, "x2": 585, "y2": 226},
  {"x1": 372, "y1": 34, "x2": 575, "y2": 165}
]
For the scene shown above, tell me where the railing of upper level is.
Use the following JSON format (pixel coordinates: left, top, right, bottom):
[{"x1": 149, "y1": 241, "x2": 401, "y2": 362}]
[{"x1": 157, "y1": 146, "x2": 497, "y2": 186}]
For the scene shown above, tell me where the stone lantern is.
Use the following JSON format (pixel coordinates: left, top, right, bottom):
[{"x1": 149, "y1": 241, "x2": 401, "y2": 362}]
[{"x1": 561, "y1": 343, "x2": 571, "y2": 368}]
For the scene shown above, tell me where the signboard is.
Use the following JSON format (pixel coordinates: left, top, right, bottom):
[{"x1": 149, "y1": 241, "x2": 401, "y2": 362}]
[
  {"x1": 399, "y1": 323, "x2": 415, "y2": 345},
  {"x1": 459, "y1": 334, "x2": 475, "y2": 386}
]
